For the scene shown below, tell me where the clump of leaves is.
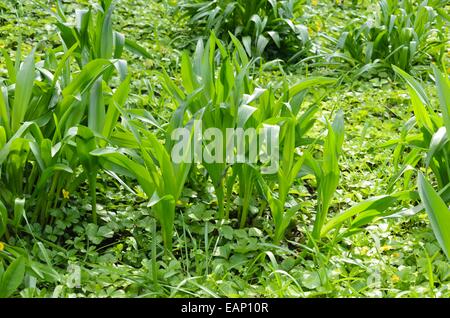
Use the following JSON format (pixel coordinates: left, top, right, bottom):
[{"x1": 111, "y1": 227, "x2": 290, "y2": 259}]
[
  {"x1": 179, "y1": 0, "x2": 310, "y2": 60},
  {"x1": 392, "y1": 64, "x2": 450, "y2": 260},
  {"x1": 329, "y1": 0, "x2": 448, "y2": 74}
]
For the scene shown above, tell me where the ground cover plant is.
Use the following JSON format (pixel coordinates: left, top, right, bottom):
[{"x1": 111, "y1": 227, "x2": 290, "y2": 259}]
[{"x1": 0, "y1": 0, "x2": 450, "y2": 299}]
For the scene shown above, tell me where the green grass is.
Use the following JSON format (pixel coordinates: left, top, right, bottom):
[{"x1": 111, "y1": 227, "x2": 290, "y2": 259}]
[{"x1": 0, "y1": 0, "x2": 450, "y2": 298}]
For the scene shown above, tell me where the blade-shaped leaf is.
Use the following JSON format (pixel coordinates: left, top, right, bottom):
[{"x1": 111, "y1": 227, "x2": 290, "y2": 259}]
[
  {"x1": 418, "y1": 173, "x2": 450, "y2": 261},
  {"x1": 0, "y1": 256, "x2": 26, "y2": 298},
  {"x1": 12, "y1": 49, "x2": 35, "y2": 132}
]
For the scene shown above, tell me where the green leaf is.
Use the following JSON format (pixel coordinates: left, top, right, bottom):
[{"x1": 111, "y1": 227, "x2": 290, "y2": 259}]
[
  {"x1": 2, "y1": 48, "x2": 16, "y2": 82},
  {"x1": 181, "y1": 52, "x2": 196, "y2": 94},
  {"x1": 393, "y1": 65, "x2": 433, "y2": 130},
  {"x1": 88, "y1": 78, "x2": 105, "y2": 134},
  {"x1": 286, "y1": 77, "x2": 337, "y2": 100},
  {"x1": 321, "y1": 191, "x2": 415, "y2": 237},
  {"x1": 433, "y1": 65, "x2": 450, "y2": 137},
  {"x1": 426, "y1": 127, "x2": 447, "y2": 167},
  {"x1": 124, "y1": 38, "x2": 152, "y2": 58},
  {"x1": 418, "y1": 173, "x2": 450, "y2": 261},
  {"x1": 103, "y1": 75, "x2": 131, "y2": 139},
  {"x1": 12, "y1": 49, "x2": 35, "y2": 132},
  {"x1": 13, "y1": 198, "x2": 25, "y2": 228},
  {"x1": 100, "y1": 4, "x2": 114, "y2": 59},
  {"x1": 60, "y1": 59, "x2": 113, "y2": 110},
  {"x1": 229, "y1": 33, "x2": 249, "y2": 66},
  {"x1": 0, "y1": 256, "x2": 26, "y2": 298},
  {"x1": 0, "y1": 200, "x2": 7, "y2": 238}
]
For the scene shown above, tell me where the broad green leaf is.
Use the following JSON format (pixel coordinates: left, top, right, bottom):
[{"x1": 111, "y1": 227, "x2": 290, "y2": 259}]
[
  {"x1": 0, "y1": 256, "x2": 26, "y2": 298},
  {"x1": 90, "y1": 148, "x2": 155, "y2": 197},
  {"x1": 181, "y1": 52, "x2": 196, "y2": 94},
  {"x1": 426, "y1": 127, "x2": 447, "y2": 167},
  {"x1": 100, "y1": 4, "x2": 114, "y2": 59},
  {"x1": 103, "y1": 75, "x2": 131, "y2": 139},
  {"x1": 393, "y1": 65, "x2": 433, "y2": 130},
  {"x1": 124, "y1": 38, "x2": 152, "y2": 58},
  {"x1": 229, "y1": 33, "x2": 249, "y2": 66},
  {"x1": 12, "y1": 49, "x2": 35, "y2": 132},
  {"x1": 88, "y1": 78, "x2": 105, "y2": 134},
  {"x1": 433, "y1": 65, "x2": 450, "y2": 137},
  {"x1": 60, "y1": 59, "x2": 113, "y2": 110},
  {"x1": 0, "y1": 200, "x2": 7, "y2": 238},
  {"x1": 2, "y1": 48, "x2": 16, "y2": 82},
  {"x1": 286, "y1": 77, "x2": 337, "y2": 100},
  {"x1": 418, "y1": 173, "x2": 450, "y2": 261},
  {"x1": 321, "y1": 191, "x2": 415, "y2": 237},
  {"x1": 13, "y1": 198, "x2": 25, "y2": 228}
]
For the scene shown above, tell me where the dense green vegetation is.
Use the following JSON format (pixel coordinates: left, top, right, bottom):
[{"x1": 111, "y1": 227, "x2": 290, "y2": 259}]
[{"x1": 0, "y1": 0, "x2": 449, "y2": 298}]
